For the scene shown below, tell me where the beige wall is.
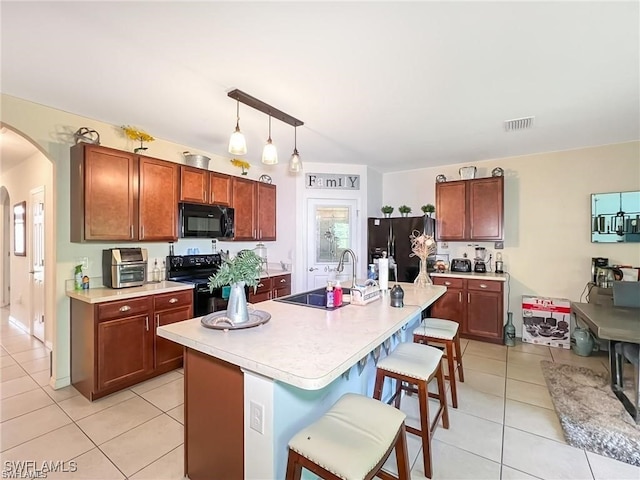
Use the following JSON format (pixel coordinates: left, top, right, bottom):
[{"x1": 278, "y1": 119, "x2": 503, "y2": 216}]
[
  {"x1": 1, "y1": 149, "x2": 54, "y2": 340},
  {"x1": 1, "y1": 93, "x2": 299, "y2": 388},
  {"x1": 383, "y1": 142, "x2": 640, "y2": 334}
]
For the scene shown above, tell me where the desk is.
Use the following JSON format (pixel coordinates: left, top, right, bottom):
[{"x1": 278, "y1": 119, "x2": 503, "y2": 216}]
[{"x1": 571, "y1": 302, "x2": 640, "y2": 422}]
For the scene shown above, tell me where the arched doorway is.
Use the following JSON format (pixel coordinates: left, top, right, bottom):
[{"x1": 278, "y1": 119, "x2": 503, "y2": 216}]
[{"x1": 0, "y1": 124, "x2": 54, "y2": 357}]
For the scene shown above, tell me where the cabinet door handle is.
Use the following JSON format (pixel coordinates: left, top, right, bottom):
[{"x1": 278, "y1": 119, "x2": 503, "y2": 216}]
[
  {"x1": 257, "y1": 283, "x2": 264, "y2": 288},
  {"x1": 468, "y1": 293, "x2": 471, "y2": 303},
  {"x1": 458, "y1": 292, "x2": 462, "y2": 303},
  {"x1": 253, "y1": 229, "x2": 257, "y2": 238},
  {"x1": 119, "y1": 305, "x2": 131, "y2": 312},
  {"x1": 145, "y1": 316, "x2": 149, "y2": 331},
  {"x1": 156, "y1": 314, "x2": 160, "y2": 328},
  {"x1": 130, "y1": 225, "x2": 134, "y2": 239},
  {"x1": 479, "y1": 283, "x2": 488, "y2": 289},
  {"x1": 169, "y1": 297, "x2": 178, "y2": 304},
  {"x1": 280, "y1": 278, "x2": 286, "y2": 283},
  {"x1": 259, "y1": 229, "x2": 263, "y2": 239},
  {"x1": 445, "y1": 281, "x2": 451, "y2": 286},
  {"x1": 207, "y1": 191, "x2": 210, "y2": 203}
]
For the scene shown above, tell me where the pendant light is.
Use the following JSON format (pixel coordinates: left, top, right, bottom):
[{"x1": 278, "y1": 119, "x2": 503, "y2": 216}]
[
  {"x1": 228, "y1": 98, "x2": 247, "y2": 155},
  {"x1": 289, "y1": 125, "x2": 302, "y2": 173},
  {"x1": 261, "y1": 114, "x2": 278, "y2": 165}
]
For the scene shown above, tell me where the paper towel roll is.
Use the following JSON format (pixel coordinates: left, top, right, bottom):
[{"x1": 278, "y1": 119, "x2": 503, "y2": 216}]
[{"x1": 378, "y1": 257, "x2": 389, "y2": 290}]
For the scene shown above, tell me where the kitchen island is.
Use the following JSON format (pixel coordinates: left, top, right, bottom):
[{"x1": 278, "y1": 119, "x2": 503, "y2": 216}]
[{"x1": 157, "y1": 282, "x2": 446, "y2": 480}]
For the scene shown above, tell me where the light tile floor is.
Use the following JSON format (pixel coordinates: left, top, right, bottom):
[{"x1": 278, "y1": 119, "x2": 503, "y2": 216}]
[{"x1": 1, "y1": 306, "x2": 639, "y2": 479}]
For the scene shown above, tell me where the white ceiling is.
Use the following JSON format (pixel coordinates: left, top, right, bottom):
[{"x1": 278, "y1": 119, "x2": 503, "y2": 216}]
[{"x1": 1, "y1": 1, "x2": 638, "y2": 173}]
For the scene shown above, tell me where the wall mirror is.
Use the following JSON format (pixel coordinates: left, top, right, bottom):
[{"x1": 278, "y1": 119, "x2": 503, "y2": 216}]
[
  {"x1": 13, "y1": 201, "x2": 26, "y2": 256},
  {"x1": 591, "y1": 190, "x2": 640, "y2": 243}
]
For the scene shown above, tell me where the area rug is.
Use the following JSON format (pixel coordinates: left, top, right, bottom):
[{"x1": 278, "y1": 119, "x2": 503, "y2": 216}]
[{"x1": 540, "y1": 360, "x2": 640, "y2": 466}]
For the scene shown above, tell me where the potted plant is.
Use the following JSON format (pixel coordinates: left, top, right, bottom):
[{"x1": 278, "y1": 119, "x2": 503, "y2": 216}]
[
  {"x1": 208, "y1": 250, "x2": 262, "y2": 324},
  {"x1": 421, "y1": 204, "x2": 435, "y2": 217},
  {"x1": 398, "y1": 205, "x2": 412, "y2": 217},
  {"x1": 381, "y1": 205, "x2": 394, "y2": 218}
]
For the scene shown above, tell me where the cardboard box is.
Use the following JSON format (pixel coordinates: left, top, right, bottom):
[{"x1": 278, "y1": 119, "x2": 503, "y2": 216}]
[{"x1": 522, "y1": 295, "x2": 571, "y2": 349}]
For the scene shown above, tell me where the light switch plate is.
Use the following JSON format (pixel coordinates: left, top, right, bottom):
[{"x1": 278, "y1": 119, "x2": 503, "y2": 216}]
[{"x1": 494, "y1": 241, "x2": 504, "y2": 249}]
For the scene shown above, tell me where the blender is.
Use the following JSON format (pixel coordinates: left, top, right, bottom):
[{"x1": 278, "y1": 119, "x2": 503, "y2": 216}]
[{"x1": 473, "y1": 247, "x2": 487, "y2": 273}]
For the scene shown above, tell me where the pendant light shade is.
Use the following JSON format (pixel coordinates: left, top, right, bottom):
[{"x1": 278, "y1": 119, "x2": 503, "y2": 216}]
[
  {"x1": 228, "y1": 99, "x2": 247, "y2": 155},
  {"x1": 289, "y1": 126, "x2": 302, "y2": 173},
  {"x1": 261, "y1": 115, "x2": 278, "y2": 165}
]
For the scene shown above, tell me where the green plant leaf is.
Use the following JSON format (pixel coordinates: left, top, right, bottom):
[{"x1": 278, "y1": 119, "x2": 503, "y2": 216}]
[{"x1": 208, "y1": 250, "x2": 263, "y2": 291}]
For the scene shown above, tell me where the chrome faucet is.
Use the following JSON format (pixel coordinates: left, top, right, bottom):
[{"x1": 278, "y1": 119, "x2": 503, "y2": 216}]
[{"x1": 336, "y1": 249, "x2": 357, "y2": 288}]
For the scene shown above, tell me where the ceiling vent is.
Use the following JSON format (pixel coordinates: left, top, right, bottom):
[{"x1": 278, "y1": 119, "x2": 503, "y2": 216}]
[{"x1": 504, "y1": 116, "x2": 535, "y2": 132}]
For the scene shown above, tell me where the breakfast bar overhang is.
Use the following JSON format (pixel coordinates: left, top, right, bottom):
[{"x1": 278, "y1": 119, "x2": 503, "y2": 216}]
[{"x1": 157, "y1": 283, "x2": 447, "y2": 479}]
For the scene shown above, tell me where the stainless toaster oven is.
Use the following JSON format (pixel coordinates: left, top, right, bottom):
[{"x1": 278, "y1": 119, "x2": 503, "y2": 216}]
[{"x1": 102, "y1": 248, "x2": 148, "y2": 288}]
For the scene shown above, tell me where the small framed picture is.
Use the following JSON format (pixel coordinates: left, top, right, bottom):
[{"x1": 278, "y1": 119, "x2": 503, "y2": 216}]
[{"x1": 13, "y1": 201, "x2": 26, "y2": 256}]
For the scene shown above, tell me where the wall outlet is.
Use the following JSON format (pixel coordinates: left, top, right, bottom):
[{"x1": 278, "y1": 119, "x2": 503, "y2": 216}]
[
  {"x1": 494, "y1": 241, "x2": 504, "y2": 249},
  {"x1": 249, "y1": 400, "x2": 264, "y2": 434},
  {"x1": 80, "y1": 257, "x2": 89, "y2": 270},
  {"x1": 440, "y1": 242, "x2": 449, "y2": 249}
]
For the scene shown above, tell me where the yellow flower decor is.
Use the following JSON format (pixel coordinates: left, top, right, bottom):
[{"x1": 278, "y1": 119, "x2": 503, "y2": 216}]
[
  {"x1": 121, "y1": 125, "x2": 155, "y2": 153},
  {"x1": 230, "y1": 158, "x2": 251, "y2": 175}
]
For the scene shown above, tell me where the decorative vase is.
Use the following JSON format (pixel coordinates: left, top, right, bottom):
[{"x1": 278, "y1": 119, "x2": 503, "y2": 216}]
[
  {"x1": 401, "y1": 212, "x2": 409, "y2": 217},
  {"x1": 226, "y1": 281, "x2": 249, "y2": 324},
  {"x1": 504, "y1": 312, "x2": 516, "y2": 346},
  {"x1": 413, "y1": 257, "x2": 432, "y2": 288},
  {"x1": 383, "y1": 213, "x2": 391, "y2": 218}
]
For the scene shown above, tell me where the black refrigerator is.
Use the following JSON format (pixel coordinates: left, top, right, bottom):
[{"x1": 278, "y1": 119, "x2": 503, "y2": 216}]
[{"x1": 367, "y1": 215, "x2": 436, "y2": 282}]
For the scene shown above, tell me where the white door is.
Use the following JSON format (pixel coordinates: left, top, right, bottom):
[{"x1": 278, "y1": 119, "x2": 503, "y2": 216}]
[
  {"x1": 306, "y1": 199, "x2": 358, "y2": 290},
  {"x1": 30, "y1": 187, "x2": 45, "y2": 342}
]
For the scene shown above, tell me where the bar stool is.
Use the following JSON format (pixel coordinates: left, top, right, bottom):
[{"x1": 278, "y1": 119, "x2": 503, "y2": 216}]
[
  {"x1": 373, "y1": 342, "x2": 449, "y2": 479},
  {"x1": 285, "y1": 393, "x2": 411, "y2": 480},
  {"x1": 413, "y1": 318, "x2": 465, "y2": 408}
]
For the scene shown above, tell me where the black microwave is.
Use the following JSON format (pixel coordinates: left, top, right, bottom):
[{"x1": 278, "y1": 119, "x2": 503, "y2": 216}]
[{"x1": 179, "y1": 203, "x2": 234, "y2": 239}]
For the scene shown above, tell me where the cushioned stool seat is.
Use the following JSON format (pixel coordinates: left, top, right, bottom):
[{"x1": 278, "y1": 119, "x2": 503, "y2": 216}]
[
  {"x1": 286, "y1": 393, "x2": 411, "y2": 480},
  {"x1": 374, "y1": 342, "x2": 449, "y2": 479},
  {"x1": 413, "y1": 318, "x2": 464, "y2": 408}
]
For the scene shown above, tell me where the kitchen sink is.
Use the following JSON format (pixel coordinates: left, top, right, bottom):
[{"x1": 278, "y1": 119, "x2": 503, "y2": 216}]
[{"x1": 274, "y1": 287, "x2": 350, "y2": 310}]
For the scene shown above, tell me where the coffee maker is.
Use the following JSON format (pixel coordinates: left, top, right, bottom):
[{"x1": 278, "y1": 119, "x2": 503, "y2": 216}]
[
  {"x1": 474, "y1": 247, "x2": 487, "y2": 273},
  {"x1": 591, "y1": 257, "x2": 608, "y2": 284}
]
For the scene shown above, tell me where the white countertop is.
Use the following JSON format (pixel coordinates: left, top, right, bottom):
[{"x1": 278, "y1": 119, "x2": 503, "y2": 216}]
[
  {"x1": 157, "y1": 283, "x2": 446, "y2": 390},
  {"x1": 66, "y1": 281, "x2": 193, "y2": 304},
  {"x1": 430, "y1": 271, "x2": 507, "y2": 281}
]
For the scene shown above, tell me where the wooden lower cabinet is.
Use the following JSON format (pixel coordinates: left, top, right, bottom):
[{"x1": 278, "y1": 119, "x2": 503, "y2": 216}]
[
  {"x1": 154, "y1": 290, "x2": 193, "y2": 370},
  {"x1": 248, "y1": 274, "x2": 291, "y2": 304},
  {"x1": 71, "y1": 291, "x2": 192, "y2": 401},
  {"x1": 97, "y1": 313, "x2": 153, "y2": 392},
  {"x1": 185, "y1": 349, "x2": 243, "y2": 480},
  {"x1": 431, "y1": 276, "x2": 504, "y2": 344}
]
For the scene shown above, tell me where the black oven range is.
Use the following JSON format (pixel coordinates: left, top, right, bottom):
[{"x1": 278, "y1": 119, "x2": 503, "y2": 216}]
[{"x1": 166, "y1": 254, "x2": 246, "y2": 317}]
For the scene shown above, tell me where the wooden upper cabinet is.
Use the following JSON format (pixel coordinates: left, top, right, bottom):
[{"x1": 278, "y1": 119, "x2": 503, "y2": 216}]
[
  {"x1": 435, "y1": 182, "x2": 466, "y2": 241},
  {"x1": 71, "y1": 144, "x2": 179, "y2": 242},
  {"x1": 468, "y1": 177, "x2": 503, "y2": 241},
  {"x1": 180, "y1": 166, "x2": 208, "y2": 204},
  {"x1": 436, "y1": 177, "x2": 504, "y2": 241},
  {"x1": 209, "y1": 172, "x2": 233, "y2": 206},
  {"x1": 257, "y1": 183, "x2": 276, "y2": 241},
  {"x1": 71, "y1": 144, "x2": 137, "y2": 242},
  {"x1": 139, "y1": 157, "x2": 179, "y2": 241},
  {"x1": 232, "y1": 177, "x2": 257, "y2": 240},
  {"x1": 179, "y1": 166, "x2": 233, "y2": 206}
]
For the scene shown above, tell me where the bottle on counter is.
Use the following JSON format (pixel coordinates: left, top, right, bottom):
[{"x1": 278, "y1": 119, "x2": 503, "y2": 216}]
[
  {"x1": 152, "y1": 259, "x2": 160, "y2": 282},
  {"x1": 74, "y1": 264, "x2": 83, "y2": 291},
  {"x1": 326, "y1": 281, "x2": 335, "y2": 308},
  {"x1": 334, "y1": 281, "x2": 343, "y2": 307}
]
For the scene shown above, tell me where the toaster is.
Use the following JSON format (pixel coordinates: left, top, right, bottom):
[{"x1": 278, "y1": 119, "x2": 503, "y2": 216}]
[{"x1": 450, "y1": 258, "x2": 472, "y2": 272}]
